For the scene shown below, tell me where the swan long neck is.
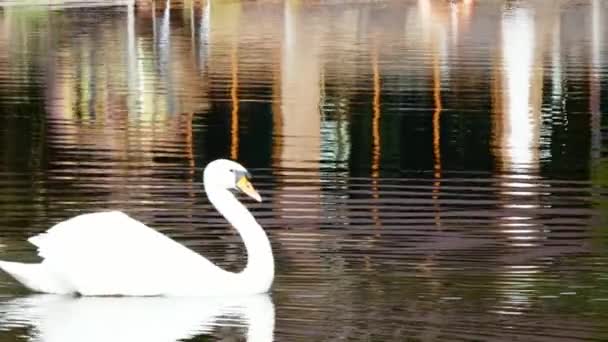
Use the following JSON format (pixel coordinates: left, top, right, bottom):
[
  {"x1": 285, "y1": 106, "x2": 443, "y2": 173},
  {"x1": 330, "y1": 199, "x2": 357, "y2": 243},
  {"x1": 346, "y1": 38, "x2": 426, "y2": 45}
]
[{"x1": 205, "y1": 184, "x2": 274, "y2": 292}]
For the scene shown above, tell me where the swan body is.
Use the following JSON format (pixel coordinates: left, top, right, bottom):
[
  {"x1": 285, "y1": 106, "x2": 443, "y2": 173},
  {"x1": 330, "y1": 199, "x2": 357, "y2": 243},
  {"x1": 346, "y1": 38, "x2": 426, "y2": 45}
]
[{"x1": 0, "y1": 159, "x2": 274, "y2": 296}]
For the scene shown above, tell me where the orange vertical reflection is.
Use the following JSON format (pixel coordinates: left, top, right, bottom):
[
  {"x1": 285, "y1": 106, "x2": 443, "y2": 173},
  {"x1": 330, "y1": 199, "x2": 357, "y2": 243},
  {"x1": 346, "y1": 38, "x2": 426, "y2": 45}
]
[
  {"x1": 230, "y1": 43, "x2": 239, "y2": 160},
  {"x1": 371, "y1": 44, "x2": 381, "y2": 228},
  {"x1": 185, "y1": 112, "x2": 195, "y2": 175},
  {"x1": 432, "y1": 53, "x2": 442, "y2": 184},
  {"x1": 371, "y1": 48, "x2": 381, "y2": 177},
  {"x1": 432, "y1": 49, "x2": 442, "y2": 228}
]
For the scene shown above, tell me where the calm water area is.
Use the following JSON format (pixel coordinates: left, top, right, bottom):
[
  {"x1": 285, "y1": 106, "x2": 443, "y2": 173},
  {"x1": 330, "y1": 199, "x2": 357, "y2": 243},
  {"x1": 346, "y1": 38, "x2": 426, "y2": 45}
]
[{"x1": 0, "y1": 0, "x2": 608, "y2": 340}]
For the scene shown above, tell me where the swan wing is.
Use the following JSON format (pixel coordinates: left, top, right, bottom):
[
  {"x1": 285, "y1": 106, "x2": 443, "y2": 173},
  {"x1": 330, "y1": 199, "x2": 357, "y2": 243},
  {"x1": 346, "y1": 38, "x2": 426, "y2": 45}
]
[{"x1": 28, "y1": 211, "x2": 220, "y2": 296}]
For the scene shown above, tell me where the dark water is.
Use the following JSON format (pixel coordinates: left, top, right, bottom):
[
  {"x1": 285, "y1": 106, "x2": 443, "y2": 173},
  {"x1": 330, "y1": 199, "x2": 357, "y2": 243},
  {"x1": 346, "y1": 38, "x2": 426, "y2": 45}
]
[{"x1": 0, "y1": 0, "x2": 608, "y2": 340}]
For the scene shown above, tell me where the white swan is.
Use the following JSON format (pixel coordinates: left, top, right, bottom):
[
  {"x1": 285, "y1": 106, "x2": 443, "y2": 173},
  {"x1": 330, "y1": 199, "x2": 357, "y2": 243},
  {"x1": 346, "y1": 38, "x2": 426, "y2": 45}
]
[{"x1": 0, "y1": 159, "x2": 274, "y2": 296}]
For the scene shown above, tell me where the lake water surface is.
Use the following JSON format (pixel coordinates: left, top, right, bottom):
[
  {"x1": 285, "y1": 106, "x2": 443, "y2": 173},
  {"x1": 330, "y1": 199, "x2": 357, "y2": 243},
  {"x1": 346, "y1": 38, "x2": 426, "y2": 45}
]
[{"x1": 1, "y1": 0, "x2": 608, "y2": 341}]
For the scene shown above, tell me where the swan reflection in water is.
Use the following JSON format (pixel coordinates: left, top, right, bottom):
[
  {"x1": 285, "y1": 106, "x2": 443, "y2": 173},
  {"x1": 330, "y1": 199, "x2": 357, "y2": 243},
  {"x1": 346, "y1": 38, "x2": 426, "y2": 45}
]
[{"x1": 0, "y1": 293, "x2": 275, "y2": 342}]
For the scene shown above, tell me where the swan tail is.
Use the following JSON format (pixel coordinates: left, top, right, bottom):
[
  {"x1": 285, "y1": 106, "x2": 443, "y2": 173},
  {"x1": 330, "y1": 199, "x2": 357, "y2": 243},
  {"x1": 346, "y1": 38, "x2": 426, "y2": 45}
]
[{"x1": 0, "y1": 261, "x2": 71, "y2": 294}]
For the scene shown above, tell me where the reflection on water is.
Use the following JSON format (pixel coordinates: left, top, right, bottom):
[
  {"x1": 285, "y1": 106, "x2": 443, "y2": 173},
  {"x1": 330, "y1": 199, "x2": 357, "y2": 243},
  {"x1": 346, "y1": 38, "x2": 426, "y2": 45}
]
[
  {"x1": 0, "y1": 294, "x2": 274, "y2": 342},
  {"x1": 0, "y1": 0, "x2": 608, "y2": 341}
]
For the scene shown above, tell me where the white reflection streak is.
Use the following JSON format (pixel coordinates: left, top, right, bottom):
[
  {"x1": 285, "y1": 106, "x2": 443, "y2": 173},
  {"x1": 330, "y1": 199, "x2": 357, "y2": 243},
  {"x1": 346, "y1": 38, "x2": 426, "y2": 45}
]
[
  {"x1": 493, "y1": 264, "x2": 542, "y2": 314},
  {"x1": 160, "y1": 0, "x2": 171, "y2": 51},
  {"x1": 279, "y1": 0, "x2": 321, "y2": 211},
  {"x1": 126, "y1": 1, "x2": 141, "y2": 116},
  {"x1": 450, "y1": 1, "x2": 458, "y2": 46},
  {"x1": 550, "y1": 17, "x2": 561, "y2": 107},
  {"x1": 157, "y1": 0, "x2": 174, "y2": 115},
  {"x1": 502, "y1": 8, "x2": 535, "y2": 170},
  {"x1": 0, "y1": 294, "x2": 274, "y2": 342},
  {"x1": 199, "y1": 0, "x2": 211, "y2": 73},
  {"x1": 541, "y1": 11, "x2": 560, "y2": 162},
  {"x1": 592, "y1": 0, "x2": 601, "y2": 75},
  {"x1": 320, "y1": 120, "x2": 351, "y2": 168},
  {"x1": 496, "y1": 10, "x2": 546, "y2": 307},
  {"x1": 499, "y1": 8, "x2": 540, "y2": 238},
  {"x1": 591, "y1": 0, "x2": 602, "y2": 159}
]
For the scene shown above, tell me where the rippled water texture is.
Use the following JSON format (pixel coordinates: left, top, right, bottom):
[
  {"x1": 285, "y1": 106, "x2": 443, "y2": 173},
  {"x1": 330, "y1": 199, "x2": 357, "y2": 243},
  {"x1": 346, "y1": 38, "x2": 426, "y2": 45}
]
[{"x1": 1, "y1": 0, "x2": 608, "y2": 340}]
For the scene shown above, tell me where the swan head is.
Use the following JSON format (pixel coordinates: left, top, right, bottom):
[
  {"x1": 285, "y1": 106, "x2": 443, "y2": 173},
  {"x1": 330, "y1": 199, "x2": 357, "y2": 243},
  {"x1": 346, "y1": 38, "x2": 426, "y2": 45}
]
[{"x1": 204, "y1": 159, "x2": 262, "y2": 202}]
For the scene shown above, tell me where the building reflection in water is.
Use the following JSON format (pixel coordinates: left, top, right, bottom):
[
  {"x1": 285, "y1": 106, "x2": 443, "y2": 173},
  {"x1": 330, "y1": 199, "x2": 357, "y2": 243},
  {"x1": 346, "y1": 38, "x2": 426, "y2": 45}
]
[
  {"x1": 0, "y1": 0, "x2": 604, "y2": 327},
  {"x1": 0, "y1": 2, "x2": 209, "y2": 216}
]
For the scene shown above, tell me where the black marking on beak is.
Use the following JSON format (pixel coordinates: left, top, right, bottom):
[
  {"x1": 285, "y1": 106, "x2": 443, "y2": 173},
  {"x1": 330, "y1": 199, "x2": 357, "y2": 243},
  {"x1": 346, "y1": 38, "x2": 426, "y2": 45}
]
[{"x1": 234, "y1": 170, "x2": 251, "y2": 183}]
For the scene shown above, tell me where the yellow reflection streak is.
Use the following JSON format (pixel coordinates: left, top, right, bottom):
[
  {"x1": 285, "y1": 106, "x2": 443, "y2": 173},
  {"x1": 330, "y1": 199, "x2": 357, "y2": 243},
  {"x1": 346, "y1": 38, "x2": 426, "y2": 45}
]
[{"x1": 230, "y1": 42, "x2": 239, "y2": 160}]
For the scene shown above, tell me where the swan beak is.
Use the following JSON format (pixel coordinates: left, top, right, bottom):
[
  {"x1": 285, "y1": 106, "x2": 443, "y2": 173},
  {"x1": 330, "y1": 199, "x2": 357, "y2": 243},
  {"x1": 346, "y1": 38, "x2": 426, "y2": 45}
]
[{"x1": 236, "y1": 176, "x2": 262, "y2": 202}]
